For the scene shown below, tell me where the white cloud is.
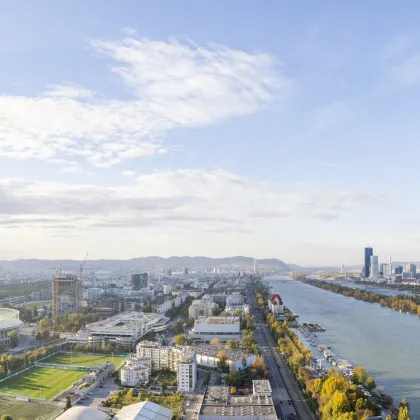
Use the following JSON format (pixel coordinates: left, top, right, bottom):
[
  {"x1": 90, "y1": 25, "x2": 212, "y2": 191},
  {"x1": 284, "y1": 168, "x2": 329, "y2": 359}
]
[
  {"x1": 0, "y1": 36, "x2": 289, "y2": 167},
  {"x1": 121, "y1": 170, "x2": 136, "y2": 177},
  {"x1": 0, "y1": 170, "x2": 375, "y2": 232},
  {"x1": 44, "y1": 84, "x2": 94, "y2": 98}
]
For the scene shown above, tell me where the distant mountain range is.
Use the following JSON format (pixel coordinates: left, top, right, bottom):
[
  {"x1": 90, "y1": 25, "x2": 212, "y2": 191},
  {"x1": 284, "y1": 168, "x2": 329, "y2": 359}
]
[{"x1": 0, "y1": 256, "x2": 290, "y2": 272}]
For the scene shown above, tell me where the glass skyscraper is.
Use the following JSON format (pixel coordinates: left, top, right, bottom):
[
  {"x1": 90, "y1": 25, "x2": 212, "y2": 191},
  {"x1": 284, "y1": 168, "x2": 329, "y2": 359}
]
[{"x1": 363, "y1": 247, "x2": 373, "y2": 278}]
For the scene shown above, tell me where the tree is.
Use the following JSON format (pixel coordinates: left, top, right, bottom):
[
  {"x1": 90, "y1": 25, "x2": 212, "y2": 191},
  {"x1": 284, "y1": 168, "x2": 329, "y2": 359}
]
[
  {"x1": 365, "y1": 376, "x2": 376, "y2": 391},
  {"x1": 1, "y1": 415, "x2": 13, "y2": 420},
  {"x1": 398, "y1": 406, "x2": 410, "y2": 420},
  {"x1": 227, "y1": 340, "x2": 239, "y2": 350},
  {"x1": 39, "y1": 317, "x2": 50, "y2": 331},
  {"x1": 210, "y1": 338, "x2": 222, "y2": 346},
  {"x1": 217, "y1": 350, "x2": 229, "y2": 371},
  {"x1": 187, "y1": 317, "x2": 195, "y2": 328},
  {"x1": 400, "y1": 398, "x2": 410, "y2": 410},
  {"x1": 8, "y1": 330, "x2": 18, "y2": 348},
  {"x1": 212, "y1": 304, "x2": 220, "y2": 316},
  {"x1": 65, "y1": 396, "x2": 72, "y2": 410},
  {"x1": 219, "y1": 311, "x2": 230, "y2": 317},
  {"x1": 225, "y1": 371, "x2": 242, "y2": 387},
  {"x1": 352, "y1": 366, "x2": 368, "y2": 385},
  {"x1": 42, "y1": 330, "x2": 50, "y2": 340},
  {"x1": 174, "y1": 335, "x2": 188, "y2": 346},
  {"x1": 174, "y1": 320, "x2": 184, "y2": 334},
  {"x1": 32, "y1": 307, "x2": 38, "y2": 319},
  {"x1": 330, "y1": 391, "x2": 350, "y2": 418},
  {"x1": 252, "y1": 356, "x2": 266, "y2": 377}
]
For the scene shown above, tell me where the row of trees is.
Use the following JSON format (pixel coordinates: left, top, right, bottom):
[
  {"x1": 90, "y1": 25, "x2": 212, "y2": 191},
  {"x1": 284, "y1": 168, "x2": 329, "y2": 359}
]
[
  {"x1": 304, "y1": 280, "x2": 420, "y2": 316},
  {"x1": 0, "y1": 345, "x2": 57, "y2": 377}
]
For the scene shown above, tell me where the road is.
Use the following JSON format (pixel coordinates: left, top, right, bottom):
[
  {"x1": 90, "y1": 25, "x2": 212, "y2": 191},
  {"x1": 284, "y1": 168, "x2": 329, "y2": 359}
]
[{"x1": 247, "y1": 281, "x2": 316, "y2": 420}]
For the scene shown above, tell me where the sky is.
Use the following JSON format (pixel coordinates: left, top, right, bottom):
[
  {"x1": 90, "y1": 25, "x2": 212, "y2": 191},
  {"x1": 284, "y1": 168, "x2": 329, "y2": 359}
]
[{"x1": 1, "y1": 1, "x2": 420, "y2": 265}]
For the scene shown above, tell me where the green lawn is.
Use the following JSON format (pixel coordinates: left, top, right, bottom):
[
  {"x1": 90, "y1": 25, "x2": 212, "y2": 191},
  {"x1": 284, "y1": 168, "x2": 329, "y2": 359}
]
[
  {"x1": 42, "y1": 352, "x2": 127, "y2": 368},
  {"x1": 0, "y1": 399, "x2": 63, "y2": 420},
  {"x1": 0, "y1": 367, "x2": 84, "y2": 400}
]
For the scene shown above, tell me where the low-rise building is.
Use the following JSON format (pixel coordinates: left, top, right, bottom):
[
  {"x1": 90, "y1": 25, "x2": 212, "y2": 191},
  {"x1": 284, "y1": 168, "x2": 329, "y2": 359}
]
[
  {"x1": 177, "y1": 349, "x2": 197, "y2": 392},
  {"x1": 268, "y1": 294, "x2": 284, "y2": 315},
  {"x1": 189, "y1": 345, "x2": 257, "y2": 371},
  {"x1": 188, "y1": 300, "x2": 215, "y2": 319},
  {"x1": 120, "y1": 356, "x2": 152, "y2": 386},
  {"x1": 226, "y1": 293, "x2": 244, "y2": 306},
  {"x1": 193, "y1": 316, "x2": 241, "y2": 342},
  {"x1": 225, "y1": 303, "x2": 250, "y2": 315},
  {"x1": 252, "y1": 380, "x2": 272, "y2": 397}
]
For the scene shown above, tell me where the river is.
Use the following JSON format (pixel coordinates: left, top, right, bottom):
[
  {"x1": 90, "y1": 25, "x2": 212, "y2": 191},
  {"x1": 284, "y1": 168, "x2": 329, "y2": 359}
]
[{"x1": 265, "y1": 276, "x2": 420, "y2": 417}]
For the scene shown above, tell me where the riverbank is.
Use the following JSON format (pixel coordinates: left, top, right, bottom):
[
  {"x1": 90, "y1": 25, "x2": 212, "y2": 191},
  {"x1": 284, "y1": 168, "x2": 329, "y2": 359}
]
[
  {"x1": 264, "y1": 276, "x2": 420, "y2": 417},
  {"x1": 257, "y1": 281, "x2": 401, "y2": 419},
  {"x1": 302, "y1": 278, "x2": 420, "y2": 316}
]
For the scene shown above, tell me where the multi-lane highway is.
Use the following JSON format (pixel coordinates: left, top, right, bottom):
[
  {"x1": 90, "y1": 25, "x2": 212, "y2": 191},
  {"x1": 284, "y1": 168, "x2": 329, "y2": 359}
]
[{"x1": 247, "y1": 281, "x2": 316, "y2": 420}]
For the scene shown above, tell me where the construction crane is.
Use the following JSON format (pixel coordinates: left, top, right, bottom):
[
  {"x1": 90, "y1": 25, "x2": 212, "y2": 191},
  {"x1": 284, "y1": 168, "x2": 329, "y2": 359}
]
[
  {"x1": 79, "y1": 253, "x2": 88, "y2": 301},
  {"x1": 44, "y1": 266, "x2": 62, "y2": 277}
]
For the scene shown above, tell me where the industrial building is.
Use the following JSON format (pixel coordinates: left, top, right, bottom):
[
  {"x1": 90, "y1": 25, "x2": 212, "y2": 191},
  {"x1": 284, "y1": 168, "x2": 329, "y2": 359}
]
[
  {"x1": 177, "y1": 349, "x2": 197, "y2": 392},
  {"x1": 193, "y1": 316, "x2": 241, "y2": 342},
  {"x1": 199, "y1": 386, "x2": 277, "y2": 419},
  {"x1": 131, "y1": 273, "x2": 148, "y2": 290},
  {"x1": 68, "y1": 312, "x2": 170, "y2": 347},
  {"x1": 52, "y1": 275, "x2": 81, "y2": 318}
]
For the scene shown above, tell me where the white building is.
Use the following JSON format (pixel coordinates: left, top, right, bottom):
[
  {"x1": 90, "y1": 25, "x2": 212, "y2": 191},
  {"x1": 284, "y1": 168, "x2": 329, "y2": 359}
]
[
  {"x1": 177, "y1": 349, "x2": 197, "y2": 392},
  {"x1": 86, "y1": 288, "x2": 103, "y2": 301},
  {"x1": 252, "y1": 380, "x2": 272, "y2": 397},
  {"x1": 267, "y1": 294, "x2": 284, "y2": 316},
  {"x1": 226, "y1": 294, "x2": 244, "y2": 306},
  {"x1": 156, "y1": 293, "x2": 189, "y2": 314},
  {"x1": 114, "y1": 401, "x2": 173, "y2": 420},
  {"x1": 370, "y1": 256, "x2": 379, "y2": 279},
  {"x1": 190, "y1": 345, "x2": 257, "y2": 371},
  {"x1": 137, "y1": 341, "x2": 181, "y2": 371},
  {"x1": 163, "y1": 285, "x2": 172, "y2": 295},
  {"x1": 68, "y1": 312, "x2": 170, "y2": 347},
  {"x1": 120, "y1": 356, "x2": 152, "y2": 386},
  {"x1": 225, "y1": 303, "x2": 250, "y2": 315},
  {"x1": 188, "y1": 300, "x2": 214, "y2": 319},
  {"x1": 193, "y1": 316, "x2": 241, "y2": 342}
]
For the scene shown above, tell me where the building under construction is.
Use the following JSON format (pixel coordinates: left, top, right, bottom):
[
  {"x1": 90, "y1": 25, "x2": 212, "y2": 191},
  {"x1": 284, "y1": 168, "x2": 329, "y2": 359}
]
[{"x1": 52, "y1": 275, "x2": 81, "y2": 318}]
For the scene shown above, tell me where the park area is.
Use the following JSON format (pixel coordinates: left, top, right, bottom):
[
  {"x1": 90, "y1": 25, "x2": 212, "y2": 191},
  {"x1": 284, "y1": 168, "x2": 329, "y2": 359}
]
[{"x1": 0, "y1": 352, "x2": 127, "y2": 400}]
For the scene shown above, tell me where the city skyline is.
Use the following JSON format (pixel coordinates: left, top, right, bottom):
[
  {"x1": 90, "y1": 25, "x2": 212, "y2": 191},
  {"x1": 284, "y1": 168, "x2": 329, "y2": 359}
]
[{"x1": 2, "y1": 2, "x2": 420, "y2": 264}]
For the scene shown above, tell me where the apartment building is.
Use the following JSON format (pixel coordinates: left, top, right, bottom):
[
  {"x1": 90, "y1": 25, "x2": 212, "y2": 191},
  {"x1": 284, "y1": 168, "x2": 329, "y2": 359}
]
[{"x1": 177, "y1": 349, "x2": 197, "y2": 392}]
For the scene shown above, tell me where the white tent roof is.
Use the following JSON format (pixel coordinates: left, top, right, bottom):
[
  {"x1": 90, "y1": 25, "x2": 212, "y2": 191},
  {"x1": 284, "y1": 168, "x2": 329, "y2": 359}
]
[
  {"x1": 114, "y1": 401, "x2": 173, "y2": 420},
  {"x1": 55, "y1": 407, "x2": 108, "y2": 420}
]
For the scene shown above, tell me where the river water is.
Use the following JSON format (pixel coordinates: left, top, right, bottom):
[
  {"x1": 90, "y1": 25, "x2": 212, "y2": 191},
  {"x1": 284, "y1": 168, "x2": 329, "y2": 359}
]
[{"x1": 265, "y1": 276, "x2": 420, "y2": 417}]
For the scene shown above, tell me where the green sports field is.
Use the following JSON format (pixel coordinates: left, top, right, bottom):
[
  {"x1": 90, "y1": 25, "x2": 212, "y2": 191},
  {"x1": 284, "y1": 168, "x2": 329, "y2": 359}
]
[
  {"x1": 0, "y1": 367, "x2": 84, "y2": 400},
  {"x1": 42, "y1": 352, "x2": 127, "y2": 368},
  {"x1": 0, "y1": 399, "x2": 63, "y2": 420},
  {"x1": 0, "y1": 353, "x2": 127, "y2": 400}
]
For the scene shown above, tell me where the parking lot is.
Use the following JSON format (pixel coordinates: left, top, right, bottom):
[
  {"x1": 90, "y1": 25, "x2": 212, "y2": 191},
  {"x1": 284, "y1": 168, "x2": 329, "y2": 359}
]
[{"x1": 74, "y1": 377, "x2": 119, "y2": 410}]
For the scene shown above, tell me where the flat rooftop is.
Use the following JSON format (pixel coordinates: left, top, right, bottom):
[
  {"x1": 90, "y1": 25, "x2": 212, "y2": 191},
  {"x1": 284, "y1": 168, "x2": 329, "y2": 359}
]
[
  {"x1": 195, "y1": 316, "x2": 240, "y2": 325},
  {"x1": 200, "y1": 386, "x2": 276, "y2": 419},
  {"x1": 253, "y1": 380, "x2": 272, "y2": 394},
  {"x1": 189, "y1": 344, "x2": 254, "y2": 360}
]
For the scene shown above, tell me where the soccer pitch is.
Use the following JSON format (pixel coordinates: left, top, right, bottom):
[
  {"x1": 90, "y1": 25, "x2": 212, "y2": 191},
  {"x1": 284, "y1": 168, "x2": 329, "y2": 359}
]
[
  {"x1": 0, "y1": 353, "x2": 127, "y2": 400},
  {"x1": 42, "y1": 352, "x2": 127, "y2": 367},
  {"x1": 0, "y1": 367, "x2": 84, "y2": 400}
]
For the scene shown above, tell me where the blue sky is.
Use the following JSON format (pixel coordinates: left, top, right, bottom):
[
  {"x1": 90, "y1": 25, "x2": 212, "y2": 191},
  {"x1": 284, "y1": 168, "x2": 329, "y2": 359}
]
[{"x1": 1, "y1": 1, "x2": 420, "y2": 265}]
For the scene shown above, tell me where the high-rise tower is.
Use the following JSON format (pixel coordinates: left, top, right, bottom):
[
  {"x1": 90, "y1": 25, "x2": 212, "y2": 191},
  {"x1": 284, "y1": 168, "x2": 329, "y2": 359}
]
[
  {"x1": 389, "y1": 255, "x2": 392, "y2": 278},
  {"x1": 363, "y1": 247, "x2": 373, "y2": 278}
]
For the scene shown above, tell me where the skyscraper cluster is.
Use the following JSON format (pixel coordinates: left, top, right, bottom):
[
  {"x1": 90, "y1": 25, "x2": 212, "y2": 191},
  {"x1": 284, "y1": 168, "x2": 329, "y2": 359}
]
[{"x1": 362, "y1": 247, "x2": 418, "y2": 281}]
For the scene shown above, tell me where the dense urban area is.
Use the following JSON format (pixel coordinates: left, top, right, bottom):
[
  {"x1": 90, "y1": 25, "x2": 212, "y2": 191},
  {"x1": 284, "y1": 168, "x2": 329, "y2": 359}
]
[{"x1": 0, "y1": 253, "x2": 415, "y2": 420}]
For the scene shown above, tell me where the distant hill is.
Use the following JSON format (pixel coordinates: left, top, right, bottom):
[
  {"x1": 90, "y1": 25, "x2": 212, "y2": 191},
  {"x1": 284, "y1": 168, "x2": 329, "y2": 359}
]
[{"x1": 0, "y1": 256, "x2": 290, "y2": 272}]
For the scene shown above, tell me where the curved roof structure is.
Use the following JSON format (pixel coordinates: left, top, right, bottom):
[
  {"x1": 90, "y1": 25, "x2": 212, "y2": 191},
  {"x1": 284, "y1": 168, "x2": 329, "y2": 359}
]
[
  {"x1": 55, "y1": 407, "x2": 108, "y2": 420},
  {"x1": 0, "y1": 308, "x2": 22, "y2": 332},
  {"x1": 114, "y1": 401, "x2": 173, "y2": 420}
]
